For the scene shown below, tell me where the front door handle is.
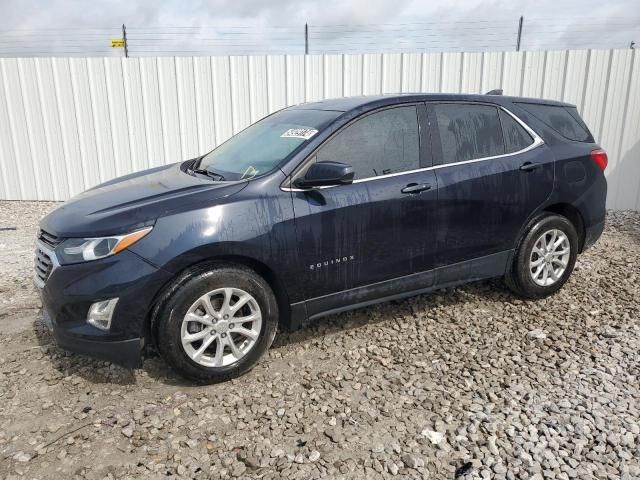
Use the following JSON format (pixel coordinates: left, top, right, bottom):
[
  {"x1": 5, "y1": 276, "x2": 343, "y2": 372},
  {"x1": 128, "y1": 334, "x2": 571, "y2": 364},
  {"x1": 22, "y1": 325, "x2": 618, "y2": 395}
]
[
  {"x1": 520, "y1": 162, "x2": 541, "y2": 172},
  {"x1": 401, "y1": 183, "x2": 432, "y2": 194}
]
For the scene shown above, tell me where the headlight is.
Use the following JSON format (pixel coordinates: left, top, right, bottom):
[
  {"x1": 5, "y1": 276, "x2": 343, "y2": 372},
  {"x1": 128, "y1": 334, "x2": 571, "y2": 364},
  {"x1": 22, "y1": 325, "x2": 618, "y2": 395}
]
[{"x1": 56, "y1": 227, "x2": 153, "y2": 264}]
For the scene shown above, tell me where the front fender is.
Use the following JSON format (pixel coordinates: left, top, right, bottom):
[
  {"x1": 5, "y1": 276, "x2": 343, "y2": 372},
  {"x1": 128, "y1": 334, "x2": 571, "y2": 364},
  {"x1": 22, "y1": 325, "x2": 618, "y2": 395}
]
[{"x1": 128, "y1": 179, "x2": 303, "y2": 304}]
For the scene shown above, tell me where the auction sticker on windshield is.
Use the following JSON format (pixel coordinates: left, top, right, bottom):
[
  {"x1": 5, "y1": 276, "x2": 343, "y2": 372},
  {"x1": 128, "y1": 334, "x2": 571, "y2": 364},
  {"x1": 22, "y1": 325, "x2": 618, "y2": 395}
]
[{"x1": 280, "y1": 128, "x2": 318, "y2": 140}]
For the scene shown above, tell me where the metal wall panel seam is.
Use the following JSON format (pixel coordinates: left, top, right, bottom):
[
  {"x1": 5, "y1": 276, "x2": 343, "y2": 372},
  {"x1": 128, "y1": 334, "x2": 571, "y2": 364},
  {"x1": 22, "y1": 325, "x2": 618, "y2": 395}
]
[
  {"x1": 191, "y1": 57, "x2": 201, "y2": 153},
  {"x1": 208, "y1": 56, "x2": 218, "y2": 151},
  {"x1": 1, "y1": 59, "x2": 27, "y2": 199},
  {"x1": 41, "y1": 58, "x2": 70, "y2": 199},
  {"x1": 67, "y1": 58, "x2": 87, "y2": 194},
  {"x1": 360, "y1": 54, "x2": 365, "y2": 95},
  {"x1": 438, "y1": 52, "x2": 445, "y2": 93},
  {"x1": 479, "y1": 52, "x2": 485, "y2": 94},
  {"x1": 341, "y1": 54, "x2": 347, "y2": 97},
  {"x1": 518, "y1": 51, "x2": 526, "y2": 96},
  {"x1": 498, "y1": 52, "x2": 505, "y2": 95},
  {"x1": 34, "y1": 58, "x2": 59, "y2": 200},
  {"x1": 596, "y1": 50, "x2": 615, "y2": 138},
  {"x1": 540, "y1": 51, "x2": 548, "y2": 99},
  {"x1": 0, "y1": 60, "x2": 13, "y2": 199},
  {"x1": 379, "y1": 53, "x2": 384, "y2": 94},
  {"x1": 86, "y1": 59, "x2": 106, "y2": 184},
  {"x1": 399, "y1": 52, "x2": 404, "y2": 93},
  {"x1": 417, "y1": 53, "x2": 424, "y2": 92},
  {"x1": 135, "y1": 58, "x2": 151, "y2": 170},
  {"x1": 17, "y1": 58, "x2": 44, "y2": 199},
  {"x1": 628, "y1": 51, "x2": 640, "y2": 209},
  {"x1": 560, "y1": 50, "x2": 570, "y2": 101},
  {"x1": 228, "y1": 56, "x2": 236, "y2": 133},
  {"x1": 248, "y1": 56, "x2": 256, "y2": 122},
  {"x1": 140, "y1": 57, "x2": 165, "y2": 168},
  {"x1": 610, "y1": 50, "x2": 635, "y2": 208},
  {"x1": 50, "y1": 59, "x2": 74, "y2": 198},
  {"x1": 172, "y1": 56, "x2": 184, "y2": 158},
  {"x1": 68, "y1": 59, "x2": 90, "y2": 192},
  {"x1": 579, "y1": 50, "x2": 593, "y2": 114}
]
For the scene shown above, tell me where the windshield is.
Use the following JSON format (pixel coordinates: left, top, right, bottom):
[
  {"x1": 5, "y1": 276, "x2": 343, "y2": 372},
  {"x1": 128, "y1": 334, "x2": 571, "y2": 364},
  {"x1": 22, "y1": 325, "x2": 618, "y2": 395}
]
[{"x1": 197, "y1": 108, "x2": 340, "y2": 181}]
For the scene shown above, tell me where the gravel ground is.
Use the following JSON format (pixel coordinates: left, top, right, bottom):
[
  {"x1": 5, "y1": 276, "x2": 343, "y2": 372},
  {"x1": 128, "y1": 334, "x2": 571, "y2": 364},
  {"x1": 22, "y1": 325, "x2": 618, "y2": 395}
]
[{"x1": 0, "y1": 200, "x2": 639, "y2": 480}]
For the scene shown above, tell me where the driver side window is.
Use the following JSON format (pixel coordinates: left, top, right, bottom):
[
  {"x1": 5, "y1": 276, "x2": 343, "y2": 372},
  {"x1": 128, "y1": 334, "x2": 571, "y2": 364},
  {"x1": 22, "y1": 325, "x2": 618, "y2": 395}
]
[{"x1": 315, "y1": 105, "x2": 420, "y2": 181}]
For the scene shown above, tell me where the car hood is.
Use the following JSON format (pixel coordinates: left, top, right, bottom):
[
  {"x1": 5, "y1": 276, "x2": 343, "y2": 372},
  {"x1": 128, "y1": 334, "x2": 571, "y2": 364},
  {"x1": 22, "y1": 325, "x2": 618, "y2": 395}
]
[{"x1": 40, "y1": 162, "x2": 248, "y2": 237}]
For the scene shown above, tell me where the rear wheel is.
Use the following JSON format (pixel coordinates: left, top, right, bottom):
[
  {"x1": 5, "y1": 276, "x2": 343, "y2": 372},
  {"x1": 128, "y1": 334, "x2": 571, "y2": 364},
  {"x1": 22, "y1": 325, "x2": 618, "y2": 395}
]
[
  {"x1": 506, "y1": 213, "x2": 578, "y2": 299},
  {"x1": 157, "y1": 264, "x2": 278, "y2": 383}
]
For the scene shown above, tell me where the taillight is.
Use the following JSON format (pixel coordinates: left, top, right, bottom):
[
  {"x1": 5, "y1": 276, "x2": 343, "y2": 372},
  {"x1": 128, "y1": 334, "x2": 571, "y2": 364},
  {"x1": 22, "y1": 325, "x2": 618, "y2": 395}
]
[{"x1": 591, "y1": 149, "x2": 608, "y2": 171}]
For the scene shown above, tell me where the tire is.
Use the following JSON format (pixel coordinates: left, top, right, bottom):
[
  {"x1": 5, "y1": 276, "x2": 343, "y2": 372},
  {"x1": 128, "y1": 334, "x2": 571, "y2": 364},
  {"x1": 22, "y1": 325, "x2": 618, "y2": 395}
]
[
  {"x1": 157, "y1": 263, "x2": 278, "y2": 383},
  {"x1": 505, "y1": 213, "x2": 579, "y2": 300}
]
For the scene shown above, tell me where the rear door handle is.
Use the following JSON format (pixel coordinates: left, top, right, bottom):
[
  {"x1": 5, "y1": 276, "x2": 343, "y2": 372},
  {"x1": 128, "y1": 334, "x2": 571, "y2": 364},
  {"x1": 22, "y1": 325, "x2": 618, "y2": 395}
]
[
  {"x1": 520, "y1": 162, "x2": 541, "y2": 172},
  {"x1": 401, "y1": 183, "x2": 432, "y2": 194}
]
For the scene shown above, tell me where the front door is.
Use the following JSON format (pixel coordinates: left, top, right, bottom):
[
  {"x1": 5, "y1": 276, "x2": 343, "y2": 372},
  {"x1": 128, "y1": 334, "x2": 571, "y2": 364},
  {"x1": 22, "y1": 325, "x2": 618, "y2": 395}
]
[
  {"x1": 429, "y1": 102, "x2": 554, "y2": 279},
  {"x1": 289, "y1": 104, "x2": 438, "y2": 317}
]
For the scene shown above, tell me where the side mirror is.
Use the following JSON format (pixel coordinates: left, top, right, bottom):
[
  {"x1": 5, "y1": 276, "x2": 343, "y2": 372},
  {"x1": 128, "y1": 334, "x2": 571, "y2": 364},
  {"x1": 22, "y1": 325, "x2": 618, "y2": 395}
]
[{"x1": 294, "y1": 161, "x2": 354, "y2": 189}]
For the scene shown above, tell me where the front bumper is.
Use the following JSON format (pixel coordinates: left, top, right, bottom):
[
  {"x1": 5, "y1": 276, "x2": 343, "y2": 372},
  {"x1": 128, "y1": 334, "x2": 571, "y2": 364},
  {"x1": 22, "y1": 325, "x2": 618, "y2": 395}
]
[
  {"x1": 36, "y1": 247, "x2": 172, "y2": 368},
  {"x1": 43, "y1": 308, "x2": 144, "y2": 368}
]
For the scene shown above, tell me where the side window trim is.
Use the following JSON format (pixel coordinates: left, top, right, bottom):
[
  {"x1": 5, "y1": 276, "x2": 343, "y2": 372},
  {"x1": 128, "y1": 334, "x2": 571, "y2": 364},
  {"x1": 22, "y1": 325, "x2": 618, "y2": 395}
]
[
  {"x1": 499, "y1": 108, "x2": 524, "y2": 153},
  {"x1": 516, "y1": 102, "x2": 592, "y2": 142},
  {"x1": 280, "y1": 103, "x2": 544, "y2": 192},
  {"x1": 285, "y1": 103, "x2": 424, "y2": 187},
  {"x1": 500, "y1": 106, "x2": 545, "y2": 152},
  {"x1": 428, "y1": 101, "x2": 544, "y2": 168}
]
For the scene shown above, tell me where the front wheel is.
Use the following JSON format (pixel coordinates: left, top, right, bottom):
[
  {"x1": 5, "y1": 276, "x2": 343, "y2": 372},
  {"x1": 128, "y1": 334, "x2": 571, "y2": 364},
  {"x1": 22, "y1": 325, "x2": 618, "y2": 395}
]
[
  {"x1": 505, "y1": 213, "x2": 579, "y2": 299},
  {"x1": 157, "y1": 264, "x2": 278, "y2": 383}
]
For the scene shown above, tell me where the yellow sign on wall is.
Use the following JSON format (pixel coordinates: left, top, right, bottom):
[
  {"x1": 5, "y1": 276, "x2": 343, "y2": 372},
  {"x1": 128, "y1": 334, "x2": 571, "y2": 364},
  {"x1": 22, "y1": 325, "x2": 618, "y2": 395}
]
[{"x1": 111, "y1": 39, "x2": 125, "y2": 48}]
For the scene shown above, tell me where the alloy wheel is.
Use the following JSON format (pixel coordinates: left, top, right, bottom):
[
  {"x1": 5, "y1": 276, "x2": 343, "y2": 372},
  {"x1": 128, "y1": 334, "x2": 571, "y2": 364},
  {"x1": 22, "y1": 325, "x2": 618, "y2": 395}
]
[
  {"x1": 529, "y1": 228, "x2": 571, "y2": 287},
  {"x1": 180, "y1": 287, "x2": 262, "y2": 367}
]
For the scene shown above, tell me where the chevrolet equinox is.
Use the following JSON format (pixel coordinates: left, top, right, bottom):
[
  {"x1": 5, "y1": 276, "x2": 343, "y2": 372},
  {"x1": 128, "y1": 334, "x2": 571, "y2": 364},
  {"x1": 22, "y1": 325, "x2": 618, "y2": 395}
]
[{"x1": 35, "y1": 93, "x2": 607, "y2": 382}]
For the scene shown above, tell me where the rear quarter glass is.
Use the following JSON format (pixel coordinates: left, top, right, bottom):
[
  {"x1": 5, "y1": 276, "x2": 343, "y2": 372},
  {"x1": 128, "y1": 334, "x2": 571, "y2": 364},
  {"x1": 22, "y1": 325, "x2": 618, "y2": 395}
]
[
  {"x1": 499, "y1": 109, "x2": 534, "y2": 153},
  {"x1": 515, "y1": 103, "x2": 593, "y2": 143}
]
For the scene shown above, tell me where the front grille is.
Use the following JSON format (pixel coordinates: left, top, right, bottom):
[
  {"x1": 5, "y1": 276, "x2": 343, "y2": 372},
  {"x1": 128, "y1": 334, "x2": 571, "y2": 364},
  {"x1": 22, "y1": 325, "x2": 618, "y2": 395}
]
[
  {"x1": 38, "y1": 229, "x2": 62, "y2": 248},
  {"x1": 34, "y1": 247, "x2": 53, "y2": 285}
]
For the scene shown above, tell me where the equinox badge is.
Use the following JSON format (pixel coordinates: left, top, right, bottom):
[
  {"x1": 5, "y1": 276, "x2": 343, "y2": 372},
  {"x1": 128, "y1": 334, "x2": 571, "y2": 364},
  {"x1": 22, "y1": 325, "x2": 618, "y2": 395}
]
[{"x1": 309, "y1": 255, "x2": 355, "y2": 270}]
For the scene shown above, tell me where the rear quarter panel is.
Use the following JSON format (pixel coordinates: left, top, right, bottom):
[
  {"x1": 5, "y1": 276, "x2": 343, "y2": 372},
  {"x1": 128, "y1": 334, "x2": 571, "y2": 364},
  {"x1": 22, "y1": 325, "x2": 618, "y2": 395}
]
[
  {"x1": 508, "y1": 102, "x2": 607, "y2": 229},
  {"x1": 544, "y1": 142, "x2": 607, "y2": 227}
]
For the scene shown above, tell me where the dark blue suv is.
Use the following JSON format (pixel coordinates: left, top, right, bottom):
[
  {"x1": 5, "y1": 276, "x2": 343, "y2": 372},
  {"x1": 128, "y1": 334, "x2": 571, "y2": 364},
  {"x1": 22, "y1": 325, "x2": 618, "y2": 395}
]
[{"x1": 35, "y1": 93, "x2": 607, "y2": 382}]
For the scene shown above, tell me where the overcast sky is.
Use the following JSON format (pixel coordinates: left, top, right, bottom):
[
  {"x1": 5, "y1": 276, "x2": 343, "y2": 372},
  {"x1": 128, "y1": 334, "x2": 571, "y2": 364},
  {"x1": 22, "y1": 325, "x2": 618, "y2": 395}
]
[{"x1": 0, "y1": 0, "x2": 638, "y2": 56}]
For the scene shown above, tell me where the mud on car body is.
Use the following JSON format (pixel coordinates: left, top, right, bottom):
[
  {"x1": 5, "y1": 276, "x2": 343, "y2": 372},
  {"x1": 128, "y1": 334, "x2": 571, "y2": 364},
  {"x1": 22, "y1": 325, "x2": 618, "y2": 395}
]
[{"x1": 36, "y1": 93, "x2": 607, "y2": 382}]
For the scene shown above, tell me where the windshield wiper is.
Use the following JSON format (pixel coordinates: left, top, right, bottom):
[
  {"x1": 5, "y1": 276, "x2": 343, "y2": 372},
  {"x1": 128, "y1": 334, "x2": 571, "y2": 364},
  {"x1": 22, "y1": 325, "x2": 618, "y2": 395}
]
[{"x1": 190, "y1": 168, "x2": 226, "y2": 181}]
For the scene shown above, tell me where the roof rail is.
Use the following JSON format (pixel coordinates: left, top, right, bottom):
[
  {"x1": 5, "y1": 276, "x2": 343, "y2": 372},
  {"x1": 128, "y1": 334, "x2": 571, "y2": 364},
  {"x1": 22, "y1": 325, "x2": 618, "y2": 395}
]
[{"x1": 485, "y1": 89, "x2": 503, "y2": 95}]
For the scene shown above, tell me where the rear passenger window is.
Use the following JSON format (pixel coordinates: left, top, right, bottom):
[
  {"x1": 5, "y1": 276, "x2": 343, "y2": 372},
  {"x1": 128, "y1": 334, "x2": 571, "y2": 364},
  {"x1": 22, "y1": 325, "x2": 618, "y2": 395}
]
[
  {"x1": 499, "y1": 110, "x2": 534, "y2": 153},
  {"x1": 434, "y1": 104, "x2": 504, "y2": 164},
  {"x1": 315, "y1": 106, "x2": 419, "y2": 180},
  {"x1": 517, "y1": 103, "x2": 591, "y2": 142}
]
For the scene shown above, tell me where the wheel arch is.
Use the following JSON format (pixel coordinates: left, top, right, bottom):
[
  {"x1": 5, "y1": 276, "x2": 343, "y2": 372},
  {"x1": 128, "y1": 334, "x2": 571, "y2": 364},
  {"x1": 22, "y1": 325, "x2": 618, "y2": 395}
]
[
  {"x1": 217, "y1": 254, "x2": 292, "y2": 329},
  {"x1": 543, "y1": 203, "x2": 586, "y2": 252},
  {"x1": 145, "y1": 255, "x2": 292, "y2": 353},
  {"x1": 506, "y1": 202, "x2": 586, "y2": 283}
]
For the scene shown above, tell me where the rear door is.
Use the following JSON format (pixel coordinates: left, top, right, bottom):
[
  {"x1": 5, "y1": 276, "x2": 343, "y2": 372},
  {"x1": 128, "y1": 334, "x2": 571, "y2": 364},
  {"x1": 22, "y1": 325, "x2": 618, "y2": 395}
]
[
  {"x1": 429, "y1": 102, "x2": 553, "y2": 276},
  {"x1": 289, "y1": 104, "x2": 438, "y2": 316}
]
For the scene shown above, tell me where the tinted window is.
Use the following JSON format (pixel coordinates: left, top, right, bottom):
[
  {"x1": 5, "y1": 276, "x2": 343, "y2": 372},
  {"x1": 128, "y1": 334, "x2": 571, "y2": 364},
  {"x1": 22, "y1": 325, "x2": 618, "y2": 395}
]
[
  {"x1": 315, "y1": 106, "x2": 419, "y2": 180},
  {"x1": 434, "y1": 104, "x2": 504, "y2": 164},
  {"x1": 199, "y1": 109, "x2": 339, "y2": 180},
  {"x1": 499, "y1": 110, "x2": 534, "y2": 153},
  {"x1": 565, "y1": 107, "x2": 592, "y2": 135},
  {"x1": 517, "y1": 103, "x2": 591, "y2": 142}
]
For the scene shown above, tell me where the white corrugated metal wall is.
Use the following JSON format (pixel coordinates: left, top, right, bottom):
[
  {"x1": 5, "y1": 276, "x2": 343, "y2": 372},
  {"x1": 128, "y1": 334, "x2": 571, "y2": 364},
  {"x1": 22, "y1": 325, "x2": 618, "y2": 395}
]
[{"x1": 0, "y1": 49, "x2": 638, "y2": 209}]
